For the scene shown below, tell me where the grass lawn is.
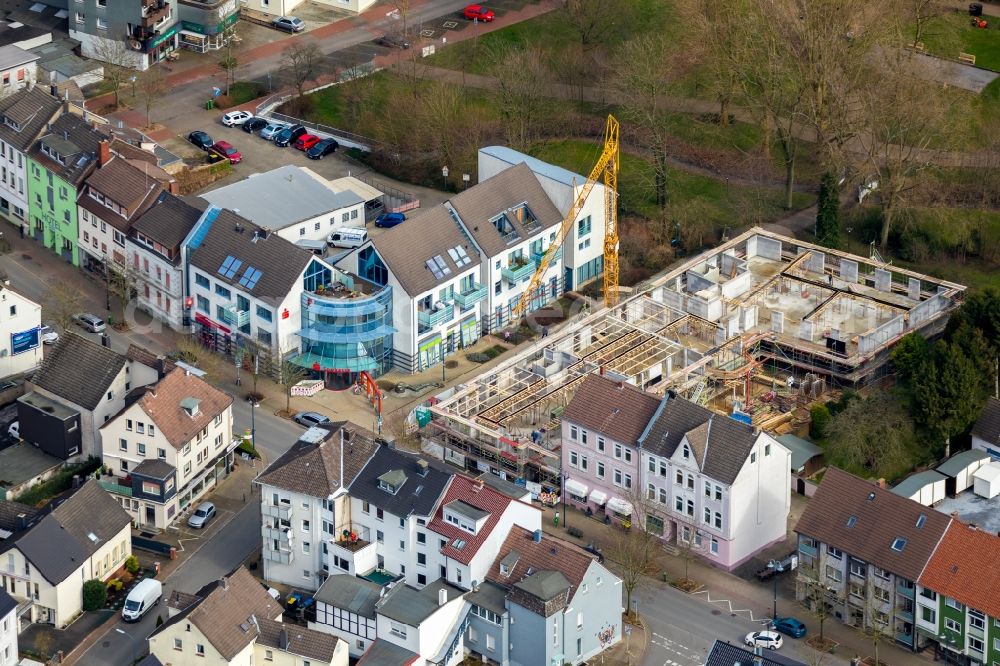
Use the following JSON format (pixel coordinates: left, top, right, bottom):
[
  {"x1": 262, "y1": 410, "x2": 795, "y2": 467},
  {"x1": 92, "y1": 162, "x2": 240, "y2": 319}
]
[
  {"x1": 529, "y1": 139, "x2": 814, "y2": 226},
  {"x1": 920, "y1": 12, "x2": 1000, "y2": 71}
]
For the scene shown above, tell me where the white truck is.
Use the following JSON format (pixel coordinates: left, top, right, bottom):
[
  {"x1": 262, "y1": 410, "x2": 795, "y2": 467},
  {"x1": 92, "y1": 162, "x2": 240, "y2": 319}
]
[{"x1": 122, "y1": 578, "x2": 162, "y2": 622}]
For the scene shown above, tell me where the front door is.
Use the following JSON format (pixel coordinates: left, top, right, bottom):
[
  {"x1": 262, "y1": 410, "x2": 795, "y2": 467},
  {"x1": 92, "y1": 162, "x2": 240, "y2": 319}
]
[{"x1": 145, "y1": 506, "x2": 155, "y2": 525}]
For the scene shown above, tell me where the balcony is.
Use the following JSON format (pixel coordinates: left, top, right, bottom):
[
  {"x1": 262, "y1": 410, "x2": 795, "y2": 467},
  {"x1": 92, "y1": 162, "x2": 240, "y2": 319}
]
[
  {"x1": 895, "y1": 606, "x2": 914, "y2": 622},
  {"x1": 896, "y1": 581, "x2": 915, "y2": 598},
  {"x1": 418, "y1": 303, "x2": 454, "y2": 329},
  {"x1": 326, "y1": 525, "x2": 377, "y2": 576},
  {"x1": 263, "y1": 548, "x2": 292, "y2": 565},
  {"x1": 895, "y1": 633, "x2": 914, "y2": 647},
  {"x1": 799, "y1": 542, "x2": 818, "y2": 558},
  {"x1": 98, "y1": 479, "x2": 133, "y2": 497},
  {"x1": 455, "y1": 283, "x2": 487, "y2": 309},
  {"x1": 262, "y1": 503, "x2": 291, "y2": 520},
  {"x1": 221, "y1": 304, "x2": 250, "y2": 328},
  {"x1": 531, "y1": 247, "x2": 562, "y2": 266},
  {"x1": 141, "y1": 2, "x2": 169, "y2": 29},
  {"x1": 502, "y1": 260, "x2": 535, "y2": 284},
  {"x1": 261, "y1": 526, "x2": 291, "y2": 542}
]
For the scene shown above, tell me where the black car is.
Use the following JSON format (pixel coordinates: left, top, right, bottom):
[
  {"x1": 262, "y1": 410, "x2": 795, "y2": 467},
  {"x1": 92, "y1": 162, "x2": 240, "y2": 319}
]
[
  {"x1": 274, "y1": 124, "x2": 308, "y2": 147},
  {"x1": 187, "y1": 130, "x2": 213, "y2": 150},
  {"x1": 306, "y1": 138, "x2": 339, "y2": 159},
  {"x1": 242, "y1": 117, "x2": 268, "y2": 134},
  {"x1": 375, "y1": 33, "x2": 410, "y2": 49}
]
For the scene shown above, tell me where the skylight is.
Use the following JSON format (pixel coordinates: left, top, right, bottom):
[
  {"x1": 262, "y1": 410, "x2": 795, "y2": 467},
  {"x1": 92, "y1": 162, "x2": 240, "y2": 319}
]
[
  {"x1": 238, "y1": 266, "x2": 262, "y2": 290},
  {"x1": 916, "y1": 514, "x2": 927, "y2": 529},
  {"x1": 425, "y1": 255, "x2": 451, "y2": 279},
  {"x1": 891, "y1": 537, "x2": 907, "y2": 552},
  {"x1": 448, "y1": 246, "x2": 471, "y2": 267},
  {"x1": 867, "y1": 491, "x2": 876, "y2": 501},
  {"x1": 846, "y1": 516, "x2": 857, "y2": 528},
  {"x1": 87, "y1": 532, "x2": 99, "y2": 543},
  {"x1": 453, "y1": 539, "x2": 466, "y2": 550},
  {"x1": 218, "y1": 255, "x2": 242, "y2": 279}
]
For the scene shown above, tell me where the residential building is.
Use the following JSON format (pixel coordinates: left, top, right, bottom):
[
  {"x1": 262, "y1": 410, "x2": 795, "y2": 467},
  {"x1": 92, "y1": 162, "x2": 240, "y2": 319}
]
[
  {"x1": 27, "y1": 113, "x2": 109, "y2": 266},
  {"x1": 469, "y1": 526, "x2": 623, "y2": 666},
  {"x1": 23, "y1": 333, "x2": 160, "y2": 459},
  {"x1": 971, "y1": 397, "x2": 1000, "y2": 460},
  {"x1": 184, "y1": 207, "x2": 317, "y2": 368},
  {"x1": 254, "y1": 421, "x2": 380, "y2": 590},
  {"x1": 427, "y1": 475, "x2": 542, "y2": 592},
  {"x1": 98, "y1": 366, "x2": 235, "y2": 528},
  {"x1": 371, "y1": 579, "x2": 468, "y2": 666},
  {"x1": 77, "y1": 140, "x2": 167, "y2": 275},
  {"x1": 176, "y1": 0, "x2": 239, "y2": 52},
  {"x1": 705, "y1": 640, "x2": 805, "y2": 666},
  {"x1": 71, "y1": 0, "x2": 178, "y2": 71},
  {"x1": 128, "y1": 193, "x2": 205, "y2": 330},
  {"x1": 560, "y1": 374, "x2": 661, "y2": 519},
  {"x1": 310, "y1": 574, "x2": 382, "y2": 658},
  {"x1": 345, "y1": 445, "x2": 452, "y2": 588},
  {"x1": 148, "y1": 566, "x2": 348, "y2": 666},
  {"x1": 0, "y1": 45, "x2": 38, "y2": 93},
  {"x1": 0, "y1": 588, "x2": 16, "y2": 666},
  {"x1": 794, "y1": 467, "x2": 952, "y2": 652},
  {"x1": 200, "y1": 165, "x2": 365, "y2": 244},
  {"x1": 0, "y1": 285, "x2": 42, "y2": 378},
  {"x1": 0, "y1": 85, "x2": 61, "y2": 225},
  {"x1": 241, "y1": 0, "x2": 376, "y2": 20},
  {"x1": 0, "y1": 480, "x2": 132, "y2": 628}
]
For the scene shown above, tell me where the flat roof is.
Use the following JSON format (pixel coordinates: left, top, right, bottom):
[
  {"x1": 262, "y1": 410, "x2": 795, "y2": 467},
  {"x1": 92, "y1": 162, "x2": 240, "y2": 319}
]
[
  {"x1": 0, "y1": 443, "x2": 63, "y2": 488},
  {"x1": 328, "y1": 175, "x2": 382, "y2": 201},
  {"x1": 480, "y1": 145, "x2": 585, "y2": 188}
]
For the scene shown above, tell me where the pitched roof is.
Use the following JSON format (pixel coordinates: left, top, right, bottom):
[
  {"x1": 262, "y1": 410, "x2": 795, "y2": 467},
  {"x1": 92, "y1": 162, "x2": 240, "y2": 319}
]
[
  {"x1": 357, "y1": 639, "x2": 418, "y2": 666},
  {"x1": 638, "y1": 395, "x2": 760, "y2": 484},
  {"x1": 972, "y1": 397, "x2": 1000, "y2": 447},
  {"x1": 313, "y1": 573, "x2": 382, "y2": 616},
  {"x1": 187, "y1": 207, "x2": 313, "y2": 302},
  {"x1": 131, "y1": 193, "x2": 204, "y2": 254},
  {"x1": 0, "y1": 587, "x2": 14, "y2": 618},
  {"x1": 200, "y1": 165, "x2": 363, "y2": 231},
  {"x1": 795, "y1": 467, "x2": 951, "y2": 581},
  {"x1": 449, "y1": 161, "x2": 564, "y2": 258},
  {"x1": 486, "y1": 526, "x2": 596, "y2": 601},
  {"x1": 255, "y1": 421, "x2": 379, "y2": 498},
  {"x1": 126, "y1": 344, "x2": 177, "y2": 379},
  {"x1": 0, "y1": 500, "x2": 40, "y2": 534},
  {"x1": 132, "y1": 458, "x2": 175, "y2": 479},
  {"x1": 0, "y1": 44, "x2": 38, "y2": 70},
  {"x1": 4, "y1": 515, "x2": 86, "y2": 584},
  {"x1": 30, "y1": 332, "x2": 126, "y2": 410},
  {"x1": 919, "y1": 520, "x2": 1000, "y2": 619},
  {"x1": 705, "y1": 640, "x2": 806, "y2": 666},
  {"x1": 0, "y1": 85, "x2": 61, "y2": 152},
  {"x1": 891, "y1": 470, "x2": 947, "y2": 499},
  {"x1": 29, "y1": 113, "x2": 109, "y2": 186},
  {"x1": 428, "y1": 475, "x2": 518, "y2": 565},
  {"x1": 375, "y1": 579, "x2": 465, "y2": 626},
  {"x1": 562, "y1": 375, "x2": 661, "y2": 446},
  {"x1": 479, "y1": 146, "x2": 587, "y2": 190},
  {"x1": 109, "y1": 367, "x2": 233, "y2": 449},
  {"x1": 79, "y1": 155, "x2": 165, "y2": 227},
  {"x1": 348, "y1": 445, "x2": 452, "y2": 518},
  {"x1": 936, "y1": 449, "x2": 990, "y2": 477},
  {"x1": 367, "y1": 204, "x2": 480, "y2": 297},
  {"x1": 255, "y1": 617, "x2": 342, "y2": 662}
]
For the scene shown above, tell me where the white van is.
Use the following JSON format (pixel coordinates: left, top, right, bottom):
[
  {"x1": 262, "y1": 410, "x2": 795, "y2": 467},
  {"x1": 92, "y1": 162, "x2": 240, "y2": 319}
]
[
  {"x1": 328, "y1": 227, "x2": 368, "y2": 249},
  {"x1": 122, "y1": 578, "x2": 162, "y2": 622}
]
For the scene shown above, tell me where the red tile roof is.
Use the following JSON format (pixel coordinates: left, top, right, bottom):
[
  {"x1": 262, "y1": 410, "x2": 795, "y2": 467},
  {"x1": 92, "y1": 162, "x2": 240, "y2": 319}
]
[
  {"x1": 919, "y1": 520, "x2": 1000, "y2": 618},
  {"x1": 428, "y1": 475, "x2": 514, "y2": 565},
  {"x1": 486, "y1": 526, "x2": 597, "y2": 596}
]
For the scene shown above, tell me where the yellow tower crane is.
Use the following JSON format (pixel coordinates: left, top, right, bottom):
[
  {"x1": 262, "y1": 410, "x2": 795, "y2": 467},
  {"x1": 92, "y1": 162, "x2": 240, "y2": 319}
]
[{"x1": 512, "y1": 115, "x2": 620, "y2": 320}]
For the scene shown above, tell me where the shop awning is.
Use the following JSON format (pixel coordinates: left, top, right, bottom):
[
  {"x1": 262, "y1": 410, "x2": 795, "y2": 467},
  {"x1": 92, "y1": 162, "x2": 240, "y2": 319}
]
[
  {"x1": 565, "y1": 478, "x2": 588, "y2": 497},
  {"x1": 589, "y1": 489, "x2": 608, "y2": 505},
  {"x1": 607, "y1": 497, "x2": 633, "y2": 516}
]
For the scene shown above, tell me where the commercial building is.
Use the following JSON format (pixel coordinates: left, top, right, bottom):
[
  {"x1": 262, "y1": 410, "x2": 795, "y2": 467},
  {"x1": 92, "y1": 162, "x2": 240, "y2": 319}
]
[
  {"x1": 0, "y1": 285, "x2": 42, "y2": 378},
  {"x1": 71, "y1": 0, "x2": 178, "y2": 70}
]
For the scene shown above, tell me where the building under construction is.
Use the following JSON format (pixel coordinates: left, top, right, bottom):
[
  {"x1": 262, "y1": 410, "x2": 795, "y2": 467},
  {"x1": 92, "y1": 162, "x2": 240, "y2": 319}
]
[{"x1": 422, "y1": 228, "x2": 965, "y2": 489}]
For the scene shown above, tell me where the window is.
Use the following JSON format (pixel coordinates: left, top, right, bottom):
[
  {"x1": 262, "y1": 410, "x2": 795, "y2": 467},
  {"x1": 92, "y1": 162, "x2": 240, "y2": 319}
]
[
  {"x1": 968, "y1": 636, "x2": 984, "y2": 654},
  {"x1": 376, "y1": 530, "x2": 384, "y2": 543},
  {"x1": 849, "y1": 559, "x2": 866, "y2": 577},
  {"x1": 264, "y1": 650, "x2": 273, "y2": 661},
  {"x1": 944, "y1": 618, "x2": 961, "y2": 633},
  {"x1": 119, "y1": 438, "x2": 127, "y2": 451},
  {"x1": 389, "y1": 621, "x2": 407, "y2": 639},
  {"x1": 920, "y1": 606, "x2": 936, "y2": 624},
  {"x1": 675, "y1": 470, "x2": 683, "y2": 485},
  {"x1": 376, "y1": 508, "x2": 384, "y2": 520},
  {"x1": 828, "y1": 547, "x2": 843, "y2": 560},
  {"x1": 195, "y1": 644, "x2": 204, "y2": 656},
  {"x1": 158, "y1": 448, "x2": 166, "y2": 459},
  {"x1": 614, "y1": 443, "x2": 622, "y2": 459},
  {"x1": 704, "y1": 482, "x2": 711, "y2": 498},
  {"x1": 569, "y1": 425, "x2": 578, "y2": 440},
  {"x1": 765, "y1": 443, "x2": 771, "y2": 456},
  {"x1": 686, "y1": 499, "x2": 694, "y2": 516},
  {"x1": 825, "y1": 565, "x2": 843, "y2": 583},
  {"x1": 486, "y1": 634, "x2": 495, "y2": 651},
  {"x1": 596, "y1": 461, "x2": 604, "y2": 478},
  {"x1": 945, "y1": 598, "x2": 964, "y2": 611},
  {"x1": 362, "y1": 500, "x2": 370, "y2": 514},
  {"x1": 750, "y1": 452, "x2": 756, "y2": 463},
  {"x1": 873, "y1": 566, "x2": 890, "y2": 580},
  {"x1": 302, "y1": 570, "x2": 311, "y2": 579},
  {"x1": 570, "y1": 451, "x2": 579, "y2": 467},
  {"x1": 174, "y1": 638, "x2": 182, "y2": 651},
  {"x1": 714, "y1": 511, "x2": 722, "y2": 529},
  {"x1": 682, "y1": 444, "x2": 690, "y2": 460},
  {"x1": 614, "y1": 469, "x2": 622, "y2": 485},
  {"x1": 919, "y1": 588, "x2": 937, "y2": 601},
  {"x1": 302, "y1": 541, "x2": 310, "y2": 554},
  {"x1": 873, "y1": 586, "x2": 890, "y2": 603},
  {"x1": 195, "y1": 273, "x2": 209, "y2": 289},
  {"x1": 137, "y1": 443, "x2": 146, "y2": 456},
  {"x1": 137, "y1": 422, "x2": 145, "y2": 434},
  {"x1": 686, "y1": 474, "x2": 694, "y2": 490},
  {"x1": 196, "y1": 295, "x2": 209, "y2": 312},
  {"x1": 577, "y1": 215, "x2": 592, "y2": 237},
  {"x1": 969, "y1": 608, "x2": 986, "y2": 630},
  {"x1": 624, "y1": 448, "x2": 632, "y2": 463},
  {"x1": 891, "y1": 537, "x2": 907, "y2": 552},
  {"x1": 710, "y1": 536, "x2": 719, "y2": 554},
  {"x1": 301, "y1": 519, "x2": 310, "y2": 532},
  {"x1": 597, "y1": 436, "x2": 605, "y2": 452},
  {"x1": 715, "y1": 485, "x2": 722, "y2": 501}
]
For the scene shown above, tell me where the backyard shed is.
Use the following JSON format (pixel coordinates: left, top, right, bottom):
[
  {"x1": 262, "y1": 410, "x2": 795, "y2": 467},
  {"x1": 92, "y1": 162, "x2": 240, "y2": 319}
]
[
  {"x1": 777, "y1": 434, "x2": 824, "y2": 494},
  {"x1": 936, "y1": 449, "x2": 991, "y2": 496},
  {"x1": 973, "y1": 462, "x2": 1000, "y2": 499},
  {"x1": 891, "y1": 470, "x2": 947, "y2": 506}
]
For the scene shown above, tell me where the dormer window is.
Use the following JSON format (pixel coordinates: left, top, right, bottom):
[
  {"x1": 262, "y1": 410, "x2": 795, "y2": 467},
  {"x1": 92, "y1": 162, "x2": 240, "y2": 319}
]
[
  {"x1": 180, "y1": 397, "x2": 201, "y2": 417},
  {"x1": 4, "y1": 117, "x2": 19, "y2": 131},
  {"x1": 377, "y1": 470, "x2": 407, "y2": 495}
]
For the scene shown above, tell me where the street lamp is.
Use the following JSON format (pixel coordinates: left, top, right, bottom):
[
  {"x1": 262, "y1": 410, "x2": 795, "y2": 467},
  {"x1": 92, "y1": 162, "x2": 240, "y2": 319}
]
[
  {"x1": 767, "y1": 559, "x2": 784, "y2": 621},
  {"x1": 441, "y1": 165, "x2": 449, "y2": 191},
  {"x1": 560, "y1": 470, "x2": 569, "y2": 530}
]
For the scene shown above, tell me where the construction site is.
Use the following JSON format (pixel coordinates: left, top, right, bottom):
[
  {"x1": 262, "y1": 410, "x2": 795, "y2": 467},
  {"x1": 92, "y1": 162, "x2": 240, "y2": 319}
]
[{"x1": 420, "y1": 228, "x2": 966, "y2": 490}]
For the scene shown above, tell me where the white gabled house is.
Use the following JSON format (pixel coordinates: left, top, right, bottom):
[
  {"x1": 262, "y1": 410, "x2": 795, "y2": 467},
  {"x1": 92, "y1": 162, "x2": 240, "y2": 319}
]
[{"x1": 0, "y1": 587, "x2": 17, "y2": 666}]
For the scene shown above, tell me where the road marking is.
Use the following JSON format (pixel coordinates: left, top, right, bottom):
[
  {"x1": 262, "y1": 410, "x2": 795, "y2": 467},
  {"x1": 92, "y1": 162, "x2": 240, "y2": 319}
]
[
  {"x1": 650, "y1": 633, "x2": 702, "y2": 664},
  {"x1": 689, "y1": 589, "x2": 763, "y2": 622}
]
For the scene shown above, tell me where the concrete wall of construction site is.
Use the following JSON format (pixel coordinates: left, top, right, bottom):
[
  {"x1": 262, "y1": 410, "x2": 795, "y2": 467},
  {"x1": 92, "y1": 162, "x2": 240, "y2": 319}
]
[
  {"x1": 686, "y1": 294, "x2": 723, "y2": 321},
  {"x1": 839, "y1": 259, "x2": 859, "y2": 284},
  {"x1": 686, "y1": 270, "x2": 717, "y2": 294},
  {"x1": 721, "y1": 271, "x2": 754, "y2": 299},
  {"x1": 908, "y1": 293, "x2": 948, "y2": 329},
  {"x1": 858, "y1": 315, "x2": 905, "y2": 354},
  {"x1": 750, "y1": 236, "x2": 783, "y2": 261},
  {"x1": 798, "y1": 248, "x2": 825, "y2": 275}
]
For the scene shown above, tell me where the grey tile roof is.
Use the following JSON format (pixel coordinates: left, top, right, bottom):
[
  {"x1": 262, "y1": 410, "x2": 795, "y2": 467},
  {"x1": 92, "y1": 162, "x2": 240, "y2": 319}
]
[
  {"x1": 348, "y1": 445, "x2": 452, "y2": 518},
  {"x1": 30, "y1": 332, "x2": 126, "y2": 410},
  {"x1": 132, "y1": 458, "x2": 176, "y2": 479},
  {"x1": 187, "y1": 207, "x2": 313, "y2": 303},
  {"x1": 0, "y1": 500, "x2": 40, "y2": 533},
  {"x1": 0, "y1": 587, "x2": 14, "y2": 618},
  {"x1": 29, "y1": 113, "x2": 109, "y2": 187},
  {"x1": 200, "y1": 165, "x2": 363, "y2": 231},
  {"x1": 449, "y1": 161, "x2": 564, "y2": 258},
  {"x1": 466, "y1": 580, "x2": 507, "y2": 616},
  {"x1": 376, "y1": 579, "x2": 465, "y2": 626},
  {"x1": 368, "y1": 204, "x2": 480, "y2": 297},
  {"x1": 255, "y1": 617, "x2": 341, "y2": 662},
  {"x1": 255, "y1": 421, "x2": 379, "y2": 498},
  {"x1": 357, "y1": 639, "x2": 418, "y2": 666},
  {"x1": 972, "y1": 397, "x2": 1000, "y2": 447},
  {"x1": 131, "y1": 193, "x2": 204, "y2": 256},
  {"x1": 562, "y1": 375, "x2": 662, "y2": 446},
  {"x1": 313, "y1": 574, "x2": 382, "y2": 616},
  {"x1": 0, "y1": 85, "x2": 60, "y2": 152},
  {"x1": 50, "y1": 480, "x2": 132, "y2": 559},
  {"x1": 4, "y1": 515, "x2": 86, "y2": 584},
  {"x1": 705, "y1": 640, "x2": 806, "y2": 666},
  {"x1": 446, "y1": 499, "x2": 489, "y2": 522},
  {"x1": 795, "y1": 467, "x2": 952, "y2": 581}
]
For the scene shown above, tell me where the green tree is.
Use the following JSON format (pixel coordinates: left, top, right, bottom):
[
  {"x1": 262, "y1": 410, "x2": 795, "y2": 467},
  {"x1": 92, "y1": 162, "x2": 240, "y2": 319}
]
[
  {"x1": 809, "y1": 404, "x2": 831, "y2": 440},
  {"x1": 824, "y1": 392, "x2": 916, "y2": 478},
  {"x1": 82, "y1": 579, "x2": 108, "y2": 611},
  {"x1": 890, "y1": 332, "x2": 931, "y2": 386},
  {"x1": 125, "y1": 555, "x2": 140, "y2": 575},
  {"x1": 815, "y1": 172, "x2": 840, "y2": 245},
  {"x1": 946, "y1": 288, "x2": 1000, "y2": 350},
  {"x1": 925, "y1": 335, "x2": 992, "y2": 445}
]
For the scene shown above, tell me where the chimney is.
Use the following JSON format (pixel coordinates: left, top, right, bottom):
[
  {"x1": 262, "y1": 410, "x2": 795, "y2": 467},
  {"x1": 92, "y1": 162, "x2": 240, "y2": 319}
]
[
  {"x1": 278, "y1": 628, "x2": 289, "y2": 649},
  {"x1": 951, "y1": 512, "x2": 960, "y2": 519},
  {"x1": 473, "y1": 478, "x2": 484, "y2": 493},
  {"x1": 532, "y1": 529, "x2": 542, "y2": 543},
  {"x1": 16, "y1": 513, "x2": 28, "y2": 531},
  {"x1": 416, "y1": 459, "x2": 429, "y2": 476},
  {"x1": 438, "y1": 588, "x2": 447, "y2": 606},
  {"x1": 617, "y1": 381, "x2": 624, "y2": 389},
  {"x1": 168, "y1": 180, "x2": 179, "y2": 195},
  {"x1": 877, "y1": 478, "x2": 887, "y2": 489},
  {"x1": 220, "y1": 576, "x2": 229, "y2": 590},
  {"x1": 49, "y1": 84, "x2": 57, "y2": 97}
]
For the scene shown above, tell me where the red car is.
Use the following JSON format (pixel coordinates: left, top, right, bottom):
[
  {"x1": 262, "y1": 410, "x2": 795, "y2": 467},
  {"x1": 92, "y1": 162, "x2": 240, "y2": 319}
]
[
  {"x1": 463, "y1": 4, "x2": 494, "y2": 21},
  {"x1": 295, "y1": 134, "x2": 321, "y2": 151},
  {"x1": 209, "y1": 140, "x2": 241, "y2": 164}
]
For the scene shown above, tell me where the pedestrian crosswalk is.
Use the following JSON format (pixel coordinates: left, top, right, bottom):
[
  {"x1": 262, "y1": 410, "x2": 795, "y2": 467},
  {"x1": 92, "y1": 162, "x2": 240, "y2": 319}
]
[{"x1": 650, "y1": 632, "x2": 704, "y2": 666}]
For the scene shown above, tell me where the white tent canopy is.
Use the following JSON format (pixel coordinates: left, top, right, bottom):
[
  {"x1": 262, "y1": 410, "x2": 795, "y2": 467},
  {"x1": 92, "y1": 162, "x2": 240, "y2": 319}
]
[
  {"x1": 607, "y1": 497, "x2": 633, "y2": 516},
  {"x1": 565, "y1": 478, "x2": 589, "y2": 498},
  {"x1": 589, "y1": 489, "x2": 608, "y2": 505}
]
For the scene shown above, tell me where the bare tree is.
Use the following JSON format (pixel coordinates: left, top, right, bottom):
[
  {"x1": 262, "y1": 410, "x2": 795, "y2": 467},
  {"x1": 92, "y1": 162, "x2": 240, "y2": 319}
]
[
  {"x1": 606, "y1": 487, "x2": 661, "y2": 619},
  {"x1": 45, "y1": 282, "x2": 85, "y2": 332},
  {"x1": 488, "y1": 43, "x2": 553, "y2": 151},
  {"x1": 136, "y1": 67, "x2": 166, "y2": 128},
  {"x1": 389, "y1": 0, "x2": 411, "y2": 44},
  {"x1": 862, "y1": 591, "x2": 893, "y2": 666},
  {"x1": 174, "y1": 337, "x2": 229, "y2": 383},
  {"x1": 107, "y1": 265, "x2": 138, "y2": 324},
  {"x1": 218, "y1": 23, "x2": 240, "y2": 97},
  {"x1": 803, "y1": 579, "x2": 843, "y2": 647},
  {"x1": 92, "y1": 34, "x2": 136, "y2": 108},
  {"x1": 277, "y1": 358, "x2": 310, "y2": 414},
  {"x1": 283, "y1": 42, "x2": 322, "y2": 99},
  {"x1": 563, "y1": 0, "x2": 621, "y2": 53}
]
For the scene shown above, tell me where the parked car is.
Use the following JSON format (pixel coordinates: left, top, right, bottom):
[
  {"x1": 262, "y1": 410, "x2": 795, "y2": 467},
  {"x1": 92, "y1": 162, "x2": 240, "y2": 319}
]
[
  {"x1": 74, "y1": 313, "x2": 106, "y2": 333},
  {"x1": 374, "y1": 212, "x2": 406, "y2": 228},
  {"x1": 274, "y1": 125, "x2": 308, "y2": 147},
  {"x1": 328, "y1": 227, "x2": 368, "y2": 248},
  {"x1": 187, "y1": 501, "x2": 217, "y2": 528},
  {"x1": 375, "y1": 33, "x2": 410, "y2": 49},
  {"x1": 187, "y1": 130, "x2": 214, "y2": 150},
  {"x1": 39, "y1": 325, "x2": 58, "y2": 345},
  {"x1": 122, "y1": 579, "x2": 162, "y2": 622},
  {"x1": 209, "y1": 141, "x2": 242, "y2": 164},
  {"x1": 771, "y1": 618, "x2": 806, "y2": 639},
  {"x1": 463, "y1": 4, "x2": 495, "y2": 21},
  {"x1": 7, "y1": 421, "x2": 18, "y2": 439},
  {"x1": 259, "y1": 122, "x2": 287, "y2": 140},
  {"x1": 273, "y1": 16, "x2": 304, "y2": 32},
  {"x1": 306, "y1": 138, "x2": 339, "y2": 159},
  {"x1": 295, "y1": 134, "x2": 321, "y2": 151},
  {"x1": 745, "y1": 631, "x2": 783, "y2": 650},
  {"x1": 293, "y1": 411, "x2": 331, "y2": 428},
  {"x1": 221, "y1": 110, "x2": 253, "y2": 126},
  {"x1": 242, "y1": 117, "x2": 268, "y2": 134}
]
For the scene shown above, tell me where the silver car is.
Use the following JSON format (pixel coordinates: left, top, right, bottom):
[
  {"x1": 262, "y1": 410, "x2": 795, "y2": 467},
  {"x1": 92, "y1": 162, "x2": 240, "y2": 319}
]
[
  {"x1": 187, "y1": 501, "x2": 216, "y2": 529},
  {"x1": 74, "y1": 313, "x2": 106, "y2": 333},
  {"x1": 259, "y1": 123, "x2": 286, "y2": 141}
]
